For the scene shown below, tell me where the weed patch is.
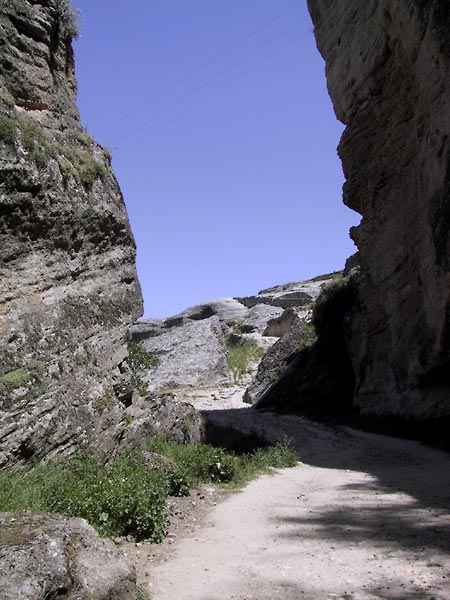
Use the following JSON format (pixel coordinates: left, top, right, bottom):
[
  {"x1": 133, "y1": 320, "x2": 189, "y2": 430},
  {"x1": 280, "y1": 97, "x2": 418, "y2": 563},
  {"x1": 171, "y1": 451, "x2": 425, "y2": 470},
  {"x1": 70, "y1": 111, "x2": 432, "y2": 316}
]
[
  {"x1": 0, "y1": 114, "x2": 17, "y2": 145},
  {"x1": 226, "y1": 337, "x2": 265, "y2": 383},
  {"x1": 128, "y1": 342, "x2": 159, "y2": 395},
  {"x1": 0, "y1": 439, "x2": 297, "y2": 543}
]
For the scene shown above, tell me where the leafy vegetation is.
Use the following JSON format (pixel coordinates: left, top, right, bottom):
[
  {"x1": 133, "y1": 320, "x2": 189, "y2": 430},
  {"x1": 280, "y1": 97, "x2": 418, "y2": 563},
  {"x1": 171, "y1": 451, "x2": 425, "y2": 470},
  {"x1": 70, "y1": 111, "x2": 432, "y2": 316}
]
[
  {"x1": 0, "y1": 113, "x2": 17, "y2": 145},
  {"x1": 8, "y1": 113, "x2": 105, "y2": 186},
  {"x1": 128, "y1": 342, "x2": 159, "y2": 395},
  {"x1": 312, "y1": 275, "x2": 356, "y2": 342},
  {"x1": 0, "y1": 439, "x2": 297, "y2": 542},
  {"x1": 56, "y1": 0, "x2": 80, "y2": 39},
  {"x1": 0, "y1": 361, "x2": 44, "y2": 396},
  {"x1": 226, "y1": 337, "x2": 266, "y2": 383}
]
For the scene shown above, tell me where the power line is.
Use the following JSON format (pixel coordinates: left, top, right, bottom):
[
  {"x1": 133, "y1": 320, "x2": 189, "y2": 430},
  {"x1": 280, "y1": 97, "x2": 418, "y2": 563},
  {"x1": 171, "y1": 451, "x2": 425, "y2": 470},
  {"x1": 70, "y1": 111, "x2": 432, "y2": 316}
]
[
  {"x1": 111, "y1": 17, "x2": 306, "y2": 147},
  {"x1": 95, "y1": 0, "x2": 304, "y2": 135},
  {"x1": 116, "y1": 29, "x2": 311, "y2": 156}
]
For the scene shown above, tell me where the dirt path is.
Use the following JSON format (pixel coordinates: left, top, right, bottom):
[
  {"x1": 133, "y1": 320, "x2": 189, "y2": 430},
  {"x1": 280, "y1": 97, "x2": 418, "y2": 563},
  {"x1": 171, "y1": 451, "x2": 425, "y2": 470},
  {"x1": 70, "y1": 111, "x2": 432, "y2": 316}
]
[{"x1": 127, "y1": 394, "x2": 450, "y2": 600}]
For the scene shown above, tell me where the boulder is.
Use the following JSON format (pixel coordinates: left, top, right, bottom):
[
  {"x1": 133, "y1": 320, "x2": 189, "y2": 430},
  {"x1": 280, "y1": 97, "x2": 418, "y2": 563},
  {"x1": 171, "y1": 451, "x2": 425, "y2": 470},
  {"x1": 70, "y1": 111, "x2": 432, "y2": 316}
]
[
  {"x1": 244, "y1": 321, "x2": 316, "y2": 405},
  {"x1": 122, "y1": 393, "x2": 202, "y2": 446},
  {"x1": 0, "y1": 512, "x2": 136, "y2": 600},
  {"x1": 263, "y1": 308, "x2": 299, "y2": 337},
  {"x1": 240, "y1": 304, "x2": 284, "y2": 334},
  {"x1": 163, "y1": 298, "x2": 249, "y2": 329},
  {"x1": 136, "y1": 316, "x2": 228, "y2": 391}
]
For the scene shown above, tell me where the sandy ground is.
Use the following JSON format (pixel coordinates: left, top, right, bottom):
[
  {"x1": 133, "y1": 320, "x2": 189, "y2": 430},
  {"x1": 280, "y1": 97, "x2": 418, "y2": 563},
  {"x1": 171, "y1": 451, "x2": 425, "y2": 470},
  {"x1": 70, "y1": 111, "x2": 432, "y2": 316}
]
[{"x1": 124, "y1": 387, "x2": 450, "y2": 600}]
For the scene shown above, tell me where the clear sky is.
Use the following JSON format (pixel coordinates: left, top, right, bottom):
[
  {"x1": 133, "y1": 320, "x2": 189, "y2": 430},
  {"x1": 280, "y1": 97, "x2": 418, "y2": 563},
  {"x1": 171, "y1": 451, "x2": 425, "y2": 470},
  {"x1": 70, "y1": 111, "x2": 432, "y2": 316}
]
[{"x1": 72, "y1": 0, "x2": 358, "y2": 318}]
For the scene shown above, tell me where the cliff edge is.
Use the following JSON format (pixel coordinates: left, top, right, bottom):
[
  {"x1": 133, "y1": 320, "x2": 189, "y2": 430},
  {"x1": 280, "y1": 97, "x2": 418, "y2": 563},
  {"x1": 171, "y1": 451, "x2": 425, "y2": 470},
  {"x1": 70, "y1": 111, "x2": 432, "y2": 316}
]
[
  {"x1": 0, "y1": 0, "x2": 143, "y2": 467},
  {"x1": 304, "y1": 0, "x2": 450, "y2": 422}
]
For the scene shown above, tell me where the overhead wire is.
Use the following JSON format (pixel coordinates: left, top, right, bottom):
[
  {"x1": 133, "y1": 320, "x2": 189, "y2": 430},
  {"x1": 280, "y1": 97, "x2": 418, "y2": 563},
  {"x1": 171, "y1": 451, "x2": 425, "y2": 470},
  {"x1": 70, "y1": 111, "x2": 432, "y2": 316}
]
[
  {"x1": 110, "y1": 17, "x2": 307, "y2": 147},
  {"x1": 95, "y1": 0, "x2": 304, "y2": 135},
  {"x1": 116, "y1": 29, "x2": 311, "y2": 156}
]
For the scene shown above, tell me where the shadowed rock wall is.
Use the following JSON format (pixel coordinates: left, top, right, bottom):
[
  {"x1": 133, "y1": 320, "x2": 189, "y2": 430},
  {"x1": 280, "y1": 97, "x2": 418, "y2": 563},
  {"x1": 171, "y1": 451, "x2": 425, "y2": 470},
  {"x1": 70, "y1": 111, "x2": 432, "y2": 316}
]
[
  {"x1": 306, "y1": 0, "x2": 450, "y2": 420},
  {"x1": 0, "y1": 0, "x2": 143, "y2": 467}
]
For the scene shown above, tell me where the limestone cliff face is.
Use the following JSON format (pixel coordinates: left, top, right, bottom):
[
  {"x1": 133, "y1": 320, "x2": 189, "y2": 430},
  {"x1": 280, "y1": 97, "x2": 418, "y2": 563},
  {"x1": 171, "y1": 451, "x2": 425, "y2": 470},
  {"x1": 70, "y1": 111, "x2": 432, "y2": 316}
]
[
  {"x1": 0, "y1": 0, "x2": 143, "y2": 467},
  {"x1": 307, "y1": 0, "x2": 450, "y2": 420}
]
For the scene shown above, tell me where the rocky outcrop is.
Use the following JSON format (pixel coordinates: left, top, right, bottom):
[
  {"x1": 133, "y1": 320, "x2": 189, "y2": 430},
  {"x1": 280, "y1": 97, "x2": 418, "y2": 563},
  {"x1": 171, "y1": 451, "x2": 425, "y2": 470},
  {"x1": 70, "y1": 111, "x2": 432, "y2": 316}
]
[
  {"x1": 131, "y1": 276, "x2": 338, "y2": 395},
  {"x1": 122, "y1": 393, "x2": 202, "y2": 447},
  {"x1": 0, "y1": 1, "x2": 142, "y2": 467},
  {"x1": 254, "y1": 276, "x2": 358, "y2": 416},
  {"x1": 244, "y1": 321, "x2": 316, "y2": 405},
  {"x1": 0, "y1": 512, "x2": 137, "y2": 599},
  {"x1": 136, "y1": 317, "x2": 229, "y2": 392},
  {"x1": 293, "y1": 0, "x2": 450, "y2": 422}
]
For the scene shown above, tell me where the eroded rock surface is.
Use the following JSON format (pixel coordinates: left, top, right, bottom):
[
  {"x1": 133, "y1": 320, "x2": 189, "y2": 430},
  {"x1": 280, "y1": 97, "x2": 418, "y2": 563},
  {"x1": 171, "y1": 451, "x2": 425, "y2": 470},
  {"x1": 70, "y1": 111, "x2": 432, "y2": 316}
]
[
  {"x1": 122, "y1": 393, "x2": 202, "y2": 447},
  {"x1": 244, "y1": 321, "x2": 316, "y2": 405},
  {"x1": 137, "y1": 317, "x2": 229, "y2": 392},
  {"x1": 0, "y1": 512, "x2": 136, "y2": 600},
  {"x1": 303, "y1": 0, "x2": 450, "y2": 422},
  {"x1": 0, "y1": 1, "x2": 142, "y2": 467}
]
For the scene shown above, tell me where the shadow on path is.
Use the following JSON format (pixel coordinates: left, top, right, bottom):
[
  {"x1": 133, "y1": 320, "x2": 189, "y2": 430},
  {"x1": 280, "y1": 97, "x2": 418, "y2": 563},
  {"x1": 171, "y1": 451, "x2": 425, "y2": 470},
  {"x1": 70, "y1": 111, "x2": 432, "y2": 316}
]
[{"x1": 201, "y1": 407, "x2": 450, "y2": 559}]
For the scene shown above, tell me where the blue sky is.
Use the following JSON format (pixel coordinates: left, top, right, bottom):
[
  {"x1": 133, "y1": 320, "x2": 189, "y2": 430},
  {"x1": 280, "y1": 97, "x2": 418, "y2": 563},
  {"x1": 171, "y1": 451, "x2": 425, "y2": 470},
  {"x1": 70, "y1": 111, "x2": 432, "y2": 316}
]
[{"x1": 72, "y1": 0, "x2": 358, "y2": 318}]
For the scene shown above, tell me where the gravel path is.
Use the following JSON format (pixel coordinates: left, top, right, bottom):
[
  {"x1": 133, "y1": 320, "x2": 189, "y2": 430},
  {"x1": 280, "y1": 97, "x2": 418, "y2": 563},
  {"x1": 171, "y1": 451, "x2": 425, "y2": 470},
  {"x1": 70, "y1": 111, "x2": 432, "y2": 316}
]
[{"x1": 131, "y1": 392, "x2": 450, "y2": 600}]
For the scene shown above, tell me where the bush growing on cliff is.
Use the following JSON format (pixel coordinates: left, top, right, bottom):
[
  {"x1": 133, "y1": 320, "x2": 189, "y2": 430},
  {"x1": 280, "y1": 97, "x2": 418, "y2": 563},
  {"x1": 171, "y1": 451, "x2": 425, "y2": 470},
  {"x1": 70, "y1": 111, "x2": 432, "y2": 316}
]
[
  {"x1": 128, "y1": 342, "x2": 159, "y2": 395},
  {"x1": 56, "y1": 0, "x2": 80, "y2": 39},
  {"x1": 0, "y1": 114, "x2": 17, "y2": 145},
  {"x1": 312, "y1": 275, "x2": 357, "y2": 343}
]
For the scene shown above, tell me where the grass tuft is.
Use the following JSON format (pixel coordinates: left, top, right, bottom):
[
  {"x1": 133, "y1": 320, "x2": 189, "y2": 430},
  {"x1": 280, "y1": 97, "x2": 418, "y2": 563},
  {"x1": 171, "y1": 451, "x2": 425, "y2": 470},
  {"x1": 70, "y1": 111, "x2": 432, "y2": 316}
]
[{"x1": 226, "y1": 337, "x2": 265, "y2": 383}]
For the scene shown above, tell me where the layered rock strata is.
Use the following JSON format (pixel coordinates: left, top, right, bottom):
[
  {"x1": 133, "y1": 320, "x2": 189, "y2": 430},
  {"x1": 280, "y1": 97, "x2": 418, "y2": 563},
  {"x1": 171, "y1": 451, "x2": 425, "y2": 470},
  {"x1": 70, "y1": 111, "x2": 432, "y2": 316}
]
[
  {"x1": 303, "y1": 0, "x2": 450, "y2": 421},
  {"x1": 0, "y1": 1, "x2": 142, "y2": 467}
]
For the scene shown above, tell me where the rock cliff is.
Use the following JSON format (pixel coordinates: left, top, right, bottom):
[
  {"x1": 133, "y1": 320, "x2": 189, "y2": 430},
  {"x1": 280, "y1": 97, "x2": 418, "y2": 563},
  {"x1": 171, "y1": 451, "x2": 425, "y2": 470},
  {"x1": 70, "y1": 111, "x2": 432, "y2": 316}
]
[
  {"x1": 0, "y1": 0, "x2": 143, "y2": 467},
  {"x1": 296, "y1": 0, "x2": 450, "y2": 424}
]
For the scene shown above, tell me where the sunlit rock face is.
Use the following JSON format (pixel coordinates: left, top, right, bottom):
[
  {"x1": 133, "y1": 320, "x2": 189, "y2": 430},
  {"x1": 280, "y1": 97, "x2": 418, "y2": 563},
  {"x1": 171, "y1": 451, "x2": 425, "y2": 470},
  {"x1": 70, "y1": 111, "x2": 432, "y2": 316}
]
[
  {"x1": 0, "y1": 0, "x2": 143, "y2": 467},
  {"x1": 307, "y1": 0, "x2": 450, "y2": 420}
]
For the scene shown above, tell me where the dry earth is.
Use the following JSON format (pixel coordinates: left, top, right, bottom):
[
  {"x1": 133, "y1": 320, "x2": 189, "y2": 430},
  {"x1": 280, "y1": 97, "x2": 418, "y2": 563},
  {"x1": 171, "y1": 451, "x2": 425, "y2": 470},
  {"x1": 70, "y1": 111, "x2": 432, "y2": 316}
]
[{"x1": 123, "y1": 388, "x2": 450, "y2": 600}]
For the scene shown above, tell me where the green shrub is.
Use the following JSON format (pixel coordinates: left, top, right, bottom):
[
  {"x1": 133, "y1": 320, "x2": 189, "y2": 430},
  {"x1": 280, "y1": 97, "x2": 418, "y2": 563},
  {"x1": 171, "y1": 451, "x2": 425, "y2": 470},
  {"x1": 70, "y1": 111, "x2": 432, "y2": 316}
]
[
  {"x1": 128, "y1": 342, "x2": 159, "y2": 395},
  {"x1": 0, "y1": 114, "x2": 17, "y2": 145},
  {"x1": 226, "y1": 337, "x2": 265, "y2": 383},
  {"x1": 56, "y1": 0, "x2": 80, "y2": 39},
  {"x1": 312, "y1": 275, "x2": 357, "y2": 343},
  {"x1": 0, "y1": 440, "x2": 297, "y2": 543},
  {"x1": 0, "y1": 451, "x2": 169, "y2": 542},
  {"x1": 16, "y1": 115, "x2": 105, "y2": 187},
  {"x1": 62, "y1": 147, "x2": 106, "y2": 187},
  {"x1": 147, "y1": 437, "x2": 297, "y2": 488}
]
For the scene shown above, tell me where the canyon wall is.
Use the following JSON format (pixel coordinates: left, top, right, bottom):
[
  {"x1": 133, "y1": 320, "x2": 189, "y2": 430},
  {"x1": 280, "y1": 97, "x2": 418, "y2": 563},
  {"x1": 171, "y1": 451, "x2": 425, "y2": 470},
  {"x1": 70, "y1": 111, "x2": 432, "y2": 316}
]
[
  {"x1": 0, "y1": 0, "x2": 143, "y2": 467},
  {"x1": 303, "y1": 0, "x2": 450, "y2": 421}
]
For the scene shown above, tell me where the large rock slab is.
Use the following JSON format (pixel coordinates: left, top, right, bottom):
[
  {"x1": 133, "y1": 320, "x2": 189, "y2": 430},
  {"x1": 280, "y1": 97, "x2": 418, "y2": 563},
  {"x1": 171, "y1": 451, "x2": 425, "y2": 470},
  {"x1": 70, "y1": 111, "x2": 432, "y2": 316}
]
[
  {"x1": 137, "y1": 317, "x2": 228, "y2": 392},
  {"x1": 300, "y1": 1, "x2": 450, "y2": 420},
  {"x1": 240, "y1": 304, "x2": 284, "y2": 334},
  {"x1": 244, "y1": 321, "x2": 316, "y2": 405},
  {"x1": 0, "y1": 1, "x2": 142, "y2": 467},
  {"x1": 166, "y1": 298, "x2": 248, "y2": 327},
  {"x1": 122, "y1": 393, "x2": 202, "y2": 447},
  {"x1": 0, "y1": 512, "x2": 136, "y2": 600}
]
